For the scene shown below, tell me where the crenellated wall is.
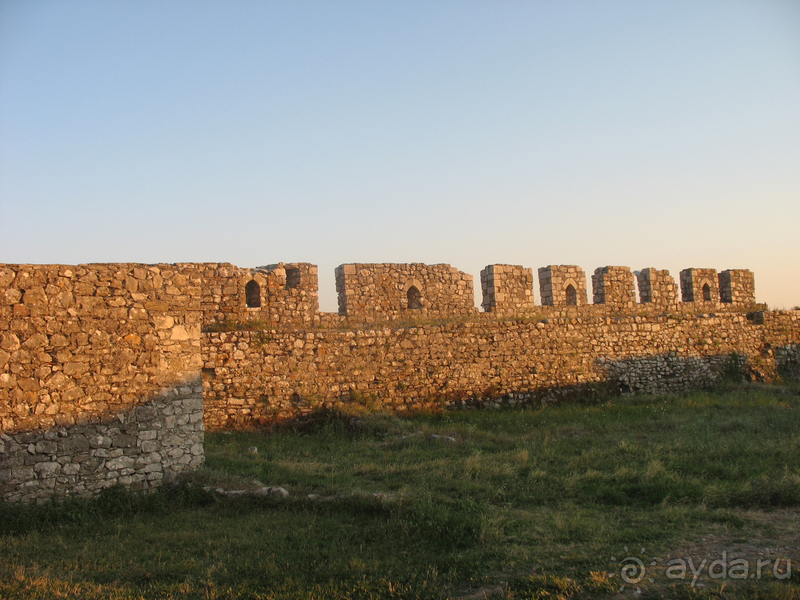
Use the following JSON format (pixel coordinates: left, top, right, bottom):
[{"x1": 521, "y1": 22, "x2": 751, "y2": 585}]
[
  {"x1": 202, "y1": 260, "x2": 791, "y2": 428},
  {"x1": 1, "y1": 258, "x2": 792, "y2": 500}
]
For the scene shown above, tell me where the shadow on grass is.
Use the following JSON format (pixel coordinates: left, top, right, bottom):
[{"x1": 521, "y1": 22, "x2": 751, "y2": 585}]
[{"x1": 0, "y1": 479, "x2": 483, "y2": 552}]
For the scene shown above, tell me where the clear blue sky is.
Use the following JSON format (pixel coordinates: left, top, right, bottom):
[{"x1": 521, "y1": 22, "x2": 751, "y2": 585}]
[{"x1": 1, "y1": 0, "x2": 798, "y2": 311}]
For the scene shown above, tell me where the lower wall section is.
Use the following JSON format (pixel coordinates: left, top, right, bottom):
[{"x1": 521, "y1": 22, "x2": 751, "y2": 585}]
[
  {"x1": 600, "y1": 354, "x2": 743, "y2": 395},
  {"x1": 202, "y1": 311, "x2": 800, "y2": 429},
  {"x1": 0, "y1": 381, "x2": 204, "y2": 503}
]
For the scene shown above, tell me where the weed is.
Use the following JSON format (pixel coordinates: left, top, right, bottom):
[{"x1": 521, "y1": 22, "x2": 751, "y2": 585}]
[
  {"x1": 721, "y1": 353, "x2": 747, "y2": 382},
  {"x1": 251, "y1": 330, "x2": 273, "y2": 349},
  {"x1": 202, "y1": 318, "x2": 272, "y2": 333}
]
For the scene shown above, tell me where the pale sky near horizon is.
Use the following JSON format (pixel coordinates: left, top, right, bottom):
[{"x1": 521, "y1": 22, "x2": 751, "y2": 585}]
[{"x1": 1, "y1": 0, "x2": 798, "y2": 311}]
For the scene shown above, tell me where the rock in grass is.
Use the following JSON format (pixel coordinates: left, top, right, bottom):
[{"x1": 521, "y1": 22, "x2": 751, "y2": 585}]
[
  {"x1": 429, "y1": 434, "x2": 456, "y2": 442},
  {"x1": 306, "y1": 493, "x2": 335, "y2": 501},
  {"x1": 210, "y1": 486, "x2": 288, "y2": 498},
  {"x1": 255, "y1": 486, "x2": 289, "y2": 498}
]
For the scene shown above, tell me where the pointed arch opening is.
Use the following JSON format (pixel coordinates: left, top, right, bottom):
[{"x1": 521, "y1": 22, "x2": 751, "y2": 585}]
[
  {"x1": 565, "y1": 284, "x2": 577, "y2": 306},
  {"x1": 407, "y1": 286, "x2": 422, "y2": 310},
  {"x1": 245, "y1": 280, "x2": 261, "y2": 308},
  {"x1": 702, "y1": 283, "x2": 711, "y2": 302}
]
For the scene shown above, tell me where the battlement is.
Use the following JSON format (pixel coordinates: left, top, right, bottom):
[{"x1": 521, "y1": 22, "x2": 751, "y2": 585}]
[
  {"x1": 592, "y1": 266, "x2": 637, "y2": 310},
  {"x1": 636, "y1": 268, "x2": 679, "y2": 310},
  {"x1": 334, "y1": 263, "x2": 476, "y2": 321},
  {"x1": 195, "y1": 261, "x2": 761, "y2": 327},
  {"x1": 719, "y1": 269, "x2": 756, "y2": 307},
  {"x1": 474, "y1": 263, "x2": 757, "y2": 315},
  {"x1": 0, "y1": 259, "x2": 790, "y2": 502},
  {"x1": 680, "y1": 268, "x2": 720, "y2": 306},
  {"x1": 202, "y1": 262, "x2": 318, "y2": 328},
  {"x1": 480, "y1": 264, "x2": 535, "y2": 313},
  {"x1": 538, "y1": 265, "x2": 589, "y2": 307}
]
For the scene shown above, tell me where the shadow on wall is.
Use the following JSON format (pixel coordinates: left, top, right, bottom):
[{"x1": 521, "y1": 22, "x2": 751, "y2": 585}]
[
  {"x1": 0, "y1": 378, "x2": 204, "y2": 504},
  {"x1": 476, "y1": 350, "x2": 797, "y2": 406},
  {"x1": 480, "y1": 347, "x2": 799, "y2": 405},
  {"x1": 599, "y1": 347, "x2": 800, "y2": 396},
  {"x1": 776, "y1": 344, "x2": 800, "y2": 381},
  {"x1": 206, "y1": 345, "x2": 800, "y2": 432}
]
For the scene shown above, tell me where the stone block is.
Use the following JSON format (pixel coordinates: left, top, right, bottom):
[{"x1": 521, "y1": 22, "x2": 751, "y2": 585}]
[
  {"x1": 105, "y1": 456, "x2": 136, "y2": 471},
  {"x1": 33, "y1": 462, "x2": 61, "y2": 477}
]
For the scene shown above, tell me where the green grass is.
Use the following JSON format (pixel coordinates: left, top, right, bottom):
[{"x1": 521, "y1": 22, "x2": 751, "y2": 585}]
[{"x1": 2, "y1": 385, "x2": 800, "y2": 599}]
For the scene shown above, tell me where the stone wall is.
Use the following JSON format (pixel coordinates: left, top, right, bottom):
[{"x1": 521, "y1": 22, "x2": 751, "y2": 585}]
[
  {"x1": 592, "y1": 266, "x2": 637, "y2": 310},
  {"x1": 1, "y1": 386, "x2": 203, "y2": 503},
  {"x1": 202, "y1": 311, "x2": 800, "y2": 428},
  {"x1": 1, "y1": 258, "x2": 791, "y2": 500},
  {"x1": 538, "y1": 266, "x2": 589, "y2": 307},
  {"x1": 0, "y1": 263, "x2": 204, "y2": 502},
  {"x1": 636, "y1": 268, "x2": 678, "y2": 310},
  {"x1": 720, "y1": 269, "x2": 755, "y2": 307},
  {"x1": 335, "y1": 263, "x2": 476, "y2": 322},
  {"x1": 201, "y1": 262, "x2": 318, "y2": 329},
  {"x1": 480, "y1": 265, "x2": 535, "y2": 313}
]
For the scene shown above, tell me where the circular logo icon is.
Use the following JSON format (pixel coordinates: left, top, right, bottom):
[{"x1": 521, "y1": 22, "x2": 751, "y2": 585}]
[
  {"x1": 620, "y1": 555, "x2": 646, "y2": 584},
  {"x1": 611, "y1": 546, "x2": 657, "y2": 592}
]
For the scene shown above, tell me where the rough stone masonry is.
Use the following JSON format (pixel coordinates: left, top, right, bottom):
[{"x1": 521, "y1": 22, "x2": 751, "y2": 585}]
[
  {"x1": 2, "y1": 260, "x2": 799, "y2": 502},
  {"x1": 0, "y1": 264, "x2": 204, "y2": 503}
]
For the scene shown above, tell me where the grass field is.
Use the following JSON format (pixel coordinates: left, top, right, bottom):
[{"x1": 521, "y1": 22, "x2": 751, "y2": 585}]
[{"x1": 2, "y1": 384, "x2": 799, "y2": 599}]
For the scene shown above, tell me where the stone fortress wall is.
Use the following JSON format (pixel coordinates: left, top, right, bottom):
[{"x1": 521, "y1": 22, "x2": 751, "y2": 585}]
[
  {"x1": 0, "y1": 264, "x2": 204, "y2": 503},
  {"x1": 2, "y1": 258, "x2": 799, "y2": 501},
  {"x1": 202, "y1": 261, "x2": 798, "y2": 427}
]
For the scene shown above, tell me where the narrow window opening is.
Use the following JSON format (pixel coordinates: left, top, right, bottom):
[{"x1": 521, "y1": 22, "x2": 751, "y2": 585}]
[
  {"x1": 565, "y1": 284, "x2": 577, "y2": 306},
  {"x1": 245, "y1": 280, "x2": 261, "y2": 308},
  {"x1": 285, "y1": 267, "x2": 301, "y2": 290},
  {"x1": 407, "y1": 286, "x2": 422, "y2": 309},
  {"x1": 702, "y1": 283, "x2": 711, "y2": 302}
]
